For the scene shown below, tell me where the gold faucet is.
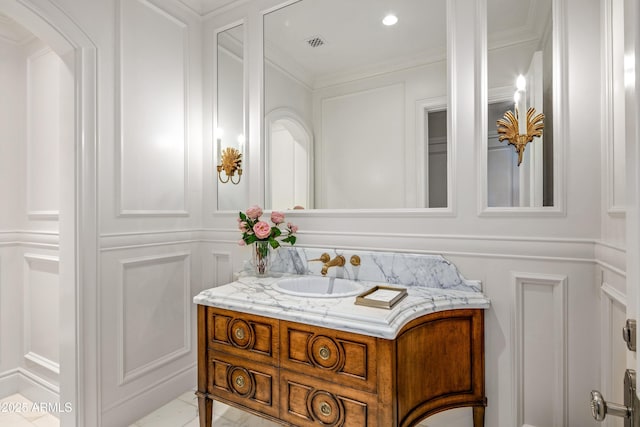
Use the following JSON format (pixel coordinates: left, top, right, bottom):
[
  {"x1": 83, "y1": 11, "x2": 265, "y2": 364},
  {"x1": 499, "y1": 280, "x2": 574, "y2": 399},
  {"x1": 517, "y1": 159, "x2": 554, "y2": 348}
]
[
  {"x1": 320, "y1": 255, "x2": 345, "y2": 275},
  {"x1": 310, "y1": 253, "x2": 346, "y2": 276}
]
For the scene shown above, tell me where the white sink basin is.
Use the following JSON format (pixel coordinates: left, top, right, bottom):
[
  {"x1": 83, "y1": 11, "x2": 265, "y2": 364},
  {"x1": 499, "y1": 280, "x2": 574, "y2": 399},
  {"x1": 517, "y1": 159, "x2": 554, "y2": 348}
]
[{"x1": 273, "y1": 276, "x2": 364, "y2": 298}]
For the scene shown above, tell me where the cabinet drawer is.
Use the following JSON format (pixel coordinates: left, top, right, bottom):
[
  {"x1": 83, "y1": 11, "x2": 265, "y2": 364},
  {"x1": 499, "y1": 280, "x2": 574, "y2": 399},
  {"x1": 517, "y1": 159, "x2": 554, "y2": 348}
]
[
  {"x1": 208, "y1": 352, "x2": 279, "y2": 418},
  {"x1": 280, "y1": 321, "x2": 378, "y2": 393},
  {"x1": 207, "y1": 307, "x2": 279, "y2": 365},
  {"x1": 279, "y1": 370, "x2": 378, "y2": 427}
]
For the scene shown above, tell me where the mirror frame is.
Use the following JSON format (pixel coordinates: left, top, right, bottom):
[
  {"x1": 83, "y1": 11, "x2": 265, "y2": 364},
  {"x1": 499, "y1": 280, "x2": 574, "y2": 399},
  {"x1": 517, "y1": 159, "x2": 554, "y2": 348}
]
[
  {"x1": 257, "y1": 0, "x2": 455, "y2": 215},
  {"x1": 213, "y1": 19, "x2": 250, "y2": 211},
  {"x1": 477, "y1": 0, "x2": 566, "y2": 216},
  {"x1": 602, "y1": 0, "x2": 627, "y2": 216}
]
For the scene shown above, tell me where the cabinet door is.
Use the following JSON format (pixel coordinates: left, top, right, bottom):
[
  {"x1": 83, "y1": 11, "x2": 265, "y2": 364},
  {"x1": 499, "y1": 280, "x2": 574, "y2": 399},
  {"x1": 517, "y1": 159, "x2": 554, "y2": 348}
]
[
  {"x1": 207, "y1": 307, "x2": 279, "y2": 365},
  {"x1": 208, "y1": 351, "x2": 279, "y2": 418},
  {"x1": 396, "y1": 309, "x2": 485, "y2": 426},
  {"x1": 279, "y1": 370, "x2": 379, "y2": 427},
  {"x1": 281, "y1": 321, "x2": 378, "y2": 393}
]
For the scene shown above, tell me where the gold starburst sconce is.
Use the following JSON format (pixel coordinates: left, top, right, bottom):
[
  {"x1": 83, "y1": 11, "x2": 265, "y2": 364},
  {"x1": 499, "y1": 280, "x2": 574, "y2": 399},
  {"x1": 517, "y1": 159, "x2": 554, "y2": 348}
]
[
  {"x1": 217, "y1": 147, "x2": 243, "y2": 184},
  {"x1": 496, "y1": 74, "x2": 544, "y2": 166},
  {"x1": 496, "y1": 108, "x2": 544, "y2": 166}
]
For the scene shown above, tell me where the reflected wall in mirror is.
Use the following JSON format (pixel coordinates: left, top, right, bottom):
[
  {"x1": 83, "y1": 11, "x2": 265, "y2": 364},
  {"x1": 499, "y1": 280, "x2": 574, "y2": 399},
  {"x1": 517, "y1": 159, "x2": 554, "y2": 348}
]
[
  {"x1": 487, "y1": 0, "x2": 553, "y2": 207},
  {"x1": 216, "y1": 24, "x2": 249, "y2": 210},
  {"x1": 264, "y1": 0, "x2": 448, "y2": 210}
]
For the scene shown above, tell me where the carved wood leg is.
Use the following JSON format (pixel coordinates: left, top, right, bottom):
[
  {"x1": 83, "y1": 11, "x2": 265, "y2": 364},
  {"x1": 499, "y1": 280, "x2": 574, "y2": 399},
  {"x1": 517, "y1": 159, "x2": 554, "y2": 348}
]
[
  {"x1": 197, "y1": 305, "x2": 213, "y2": 426},
  {"x1": 473, "y1": 406, "x2": 485, "y2": 427},
  {"x1": 196, "y1": 392, "x2": 213, "y2": 427}
]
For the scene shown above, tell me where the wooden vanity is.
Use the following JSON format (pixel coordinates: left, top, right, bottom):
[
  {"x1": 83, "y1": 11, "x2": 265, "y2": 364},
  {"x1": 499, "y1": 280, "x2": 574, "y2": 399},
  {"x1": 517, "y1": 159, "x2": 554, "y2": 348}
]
[{"x1": 196, "y1": 305, "x2": 486, "y2": 427}]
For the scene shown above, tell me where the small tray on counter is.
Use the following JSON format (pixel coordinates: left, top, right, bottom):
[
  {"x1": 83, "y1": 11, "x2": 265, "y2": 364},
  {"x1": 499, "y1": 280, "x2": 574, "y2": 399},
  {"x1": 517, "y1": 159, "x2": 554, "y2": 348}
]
[{"x1": 355, "y1": 286, "x2": 408, "y2": 309}]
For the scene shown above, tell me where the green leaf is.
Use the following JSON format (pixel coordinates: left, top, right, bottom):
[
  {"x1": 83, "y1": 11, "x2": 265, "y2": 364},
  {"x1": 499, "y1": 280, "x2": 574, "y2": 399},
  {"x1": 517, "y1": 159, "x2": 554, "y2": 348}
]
[
  {"x1": 271, "y1": 227, "x2": 282, "y2": 238},
  {"x1": 245, "y1": 234, "x2": 257, "y2": 245},
  {"x1": 282, "y1": 235, "x2": 297, "y2": 245},
  {"x1": 269, "y1": 239, "x2": 280, "y2": 249}
]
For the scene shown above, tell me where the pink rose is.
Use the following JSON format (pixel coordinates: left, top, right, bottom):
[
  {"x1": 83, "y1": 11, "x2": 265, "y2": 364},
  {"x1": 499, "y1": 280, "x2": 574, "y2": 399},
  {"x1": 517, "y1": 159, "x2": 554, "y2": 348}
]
[
  {"x1": 253, "y1": 221, "x2": 271, "y2": 239},
  {"x1": 245, "y1": 205, "x2": 263, "y2": 220},
  {"x1": 238, "y1": 221, "x2": 249, "y2": 232},
  {"x1": 271, "y1": 211, "x2": 285, "y2": 224},
  {"x1": 238, "y1": 239, "x2": 246, "y2": 246},
  {"x1": 288, "y1": 222, "x2": 298, "y2": 233}
]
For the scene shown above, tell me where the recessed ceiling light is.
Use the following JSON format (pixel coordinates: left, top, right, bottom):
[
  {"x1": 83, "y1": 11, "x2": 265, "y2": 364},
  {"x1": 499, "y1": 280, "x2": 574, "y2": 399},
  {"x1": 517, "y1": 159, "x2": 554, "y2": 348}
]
[{"x1": 382, "y1": 14, "x2": 398, "y2": 26}]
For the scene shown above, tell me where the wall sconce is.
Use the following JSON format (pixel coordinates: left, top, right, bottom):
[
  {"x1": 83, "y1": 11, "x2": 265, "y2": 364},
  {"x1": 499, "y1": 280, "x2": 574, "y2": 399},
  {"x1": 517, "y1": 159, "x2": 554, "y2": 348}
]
[
  {"x1": 496, "y1": 108, "x2": 544, "y2": 167},
  {"x1": 217, "y1": 147, "x2": 243, "y2": 184},
  {"x1": 496, "y1": 75, "x2": 544, "y2": 166}
]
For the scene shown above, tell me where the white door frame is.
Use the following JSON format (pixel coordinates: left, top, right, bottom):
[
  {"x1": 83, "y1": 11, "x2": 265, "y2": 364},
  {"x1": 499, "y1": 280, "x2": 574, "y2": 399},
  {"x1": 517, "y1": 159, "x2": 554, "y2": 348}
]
[
  {"x1": 631, "y1": 0, "x2": 640, "y2": 388},
  {"x1": 1, "y1": 1, "x2": 98, "y2": 426}
]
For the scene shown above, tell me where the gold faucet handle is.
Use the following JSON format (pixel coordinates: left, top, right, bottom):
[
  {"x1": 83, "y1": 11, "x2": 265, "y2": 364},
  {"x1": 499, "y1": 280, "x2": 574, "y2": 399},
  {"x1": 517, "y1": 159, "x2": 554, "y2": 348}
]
[
  {"x1": 350, "y1": 255, "x2": 361, "y2": 266},
  {"x1": 310, "y1": 253, "x2": 331, "y2": 263}
]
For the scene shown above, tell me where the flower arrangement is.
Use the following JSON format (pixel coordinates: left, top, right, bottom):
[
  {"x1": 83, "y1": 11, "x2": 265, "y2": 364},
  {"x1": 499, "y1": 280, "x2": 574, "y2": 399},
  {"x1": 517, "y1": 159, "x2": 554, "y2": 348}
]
[{"x1": 237, "y1": 205, "x2": 298, "y2": 248}]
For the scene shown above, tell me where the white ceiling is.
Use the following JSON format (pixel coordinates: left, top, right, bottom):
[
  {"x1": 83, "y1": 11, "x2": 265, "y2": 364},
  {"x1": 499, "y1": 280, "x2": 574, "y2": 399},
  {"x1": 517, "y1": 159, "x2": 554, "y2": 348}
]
[
  {"x1": 264, "y1": 0, "x2": 447, "y2": 87},
  {"x1": 262, "y1": 0, "x2": 551, "y2": 88},
  {"x1": 178, "y1": 0, "x2": 243, "y2": 16},
  {"x1": 1, "y1": 0, "x2": 550, "y2": 87}
]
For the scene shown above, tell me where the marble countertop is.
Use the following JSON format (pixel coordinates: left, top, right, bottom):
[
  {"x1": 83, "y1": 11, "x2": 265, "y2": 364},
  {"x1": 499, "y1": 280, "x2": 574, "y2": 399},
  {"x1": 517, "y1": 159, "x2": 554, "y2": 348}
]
[{"x1": 194, "y1": 274, "x2": 490, "y2": 339}]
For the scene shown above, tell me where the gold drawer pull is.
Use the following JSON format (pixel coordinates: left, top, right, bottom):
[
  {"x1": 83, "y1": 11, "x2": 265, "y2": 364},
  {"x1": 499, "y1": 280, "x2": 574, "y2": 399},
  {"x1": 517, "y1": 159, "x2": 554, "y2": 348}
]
[
  {"x1": 234, "y1": 327, "x2": 245, "y2": 340},
  {"x1": 318, "y1": 345, "x2": 331, "y2": 360},
  {"x1": 320, "y1": 402, "x2": 332, "y2": 416},
  {"x1": 235, "y1": 375, "x2": 245, "y2": 388}
]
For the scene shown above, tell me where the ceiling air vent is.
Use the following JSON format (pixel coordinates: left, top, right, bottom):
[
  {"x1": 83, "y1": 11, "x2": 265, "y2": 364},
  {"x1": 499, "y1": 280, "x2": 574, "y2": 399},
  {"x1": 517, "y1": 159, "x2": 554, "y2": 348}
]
[{"x1": 305, "y1": 35, "x2": 326, "y2": 48}]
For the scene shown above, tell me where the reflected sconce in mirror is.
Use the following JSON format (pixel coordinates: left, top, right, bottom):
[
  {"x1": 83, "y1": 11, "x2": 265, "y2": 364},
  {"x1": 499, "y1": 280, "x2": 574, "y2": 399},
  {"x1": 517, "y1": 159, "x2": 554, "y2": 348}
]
[
  {"x1": 217, "y1": 147, "x2": 243, "y2": 184},
  {"x1": 496, "y1": 75, "x2": 545, "y2": 166},
  {"x1": 216, "y1": 130, "x2": 243, "y2": 185}
]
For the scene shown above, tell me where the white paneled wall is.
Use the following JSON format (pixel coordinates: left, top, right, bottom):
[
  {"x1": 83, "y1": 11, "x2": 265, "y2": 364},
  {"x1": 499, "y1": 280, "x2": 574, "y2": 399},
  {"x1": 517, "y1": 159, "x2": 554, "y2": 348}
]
[
  {"x1": 99, "y1": 0, "x2": 204, "y2": 424},
  {"x1": 100, "y1": 241, "x2": 200, "y2": 427},
  {"x1": 118, "y1": 0, "x2": 189, "y2": 215},
  {"x1": 0, "y1": 0, "x2": 630, "y2": 426},
  {"x1": 319, "y1": 84, "x2": 405, "y2": 208},
  {"x1": 118, "y1": 252, "x2": 191, "y2": 385},
  {"x1": 23, "y1": 253, "x2": 60, "y2": 376},
  {"x1": 514, "y1": 273, "x2": 567, "y2": 427},
  {"x1": 600, "y1": 276, "x2": 627, "y2": 427},
  {"x1": 26, "y1": 48, "x2": 61, "y2": 219},
  {"x1": 0, "y1": 28, "x2": 67, "y2": 410}
]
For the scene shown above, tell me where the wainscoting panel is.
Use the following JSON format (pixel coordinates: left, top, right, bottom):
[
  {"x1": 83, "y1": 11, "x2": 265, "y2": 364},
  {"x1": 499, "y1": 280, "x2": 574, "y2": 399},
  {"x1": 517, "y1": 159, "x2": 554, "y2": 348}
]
[
  {"x1": 26, "y1": 47, "x2": 61, "y2": 220},
  {"x1": 210, "y1": 251, "x2": 232, "y2": 288},
  {"x1": 117, "y1": 0, "x2": 189, "y2": 215},
  {"x1": 513, "y1": 273, "x2": 567, "y2": 427},
  {"x1": 600, "y1": 282, "x2": 627, "y2": 427},
  {"x1": 117, "y1": 251, "x2": 191, "y2": 385},
  {"x1": 100, "y1": 238, "x2": 199, "y2": 426},
  {"x1": 23, "y1": 253, "x2": 60, "y2": 374}
]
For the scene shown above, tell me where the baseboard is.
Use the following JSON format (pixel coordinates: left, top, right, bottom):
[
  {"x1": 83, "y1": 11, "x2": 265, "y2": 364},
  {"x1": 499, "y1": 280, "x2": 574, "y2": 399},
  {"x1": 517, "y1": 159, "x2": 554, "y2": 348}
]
[
  {"x1": 18, "y1": 368, "x2": 60, "y2": 408},
  {"x1": 100, "y1": 364, "x2": 196, "y2": 427},
  {"x1": 0, "y1": 368, "x2": 60, "y2": 415},
  {"x1": 0, "y1": 368, "x2": 20, "y2": 397}
]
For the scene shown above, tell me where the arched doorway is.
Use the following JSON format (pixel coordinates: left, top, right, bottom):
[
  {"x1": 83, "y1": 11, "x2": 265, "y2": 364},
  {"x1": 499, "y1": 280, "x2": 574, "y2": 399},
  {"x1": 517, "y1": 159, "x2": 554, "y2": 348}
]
[
  {"x1": 0, "y1": 2, "x2": 97, "y2": 426},
  {"x1": 265, "y1": 108, "x2": 313, "y2": 210}
]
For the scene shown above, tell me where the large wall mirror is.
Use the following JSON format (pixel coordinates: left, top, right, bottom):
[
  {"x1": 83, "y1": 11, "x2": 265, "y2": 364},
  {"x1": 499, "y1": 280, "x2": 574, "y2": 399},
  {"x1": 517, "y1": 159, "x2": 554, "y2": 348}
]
[
  {"x1": 263, "y1": 0, "x2": 448, "y2": 210},
  {"x1": 486, "y1": 0, "x2": 554, "y2": 208},
  {"x1": 216, "y1": 23, "x2": 249, "y2": 211}
]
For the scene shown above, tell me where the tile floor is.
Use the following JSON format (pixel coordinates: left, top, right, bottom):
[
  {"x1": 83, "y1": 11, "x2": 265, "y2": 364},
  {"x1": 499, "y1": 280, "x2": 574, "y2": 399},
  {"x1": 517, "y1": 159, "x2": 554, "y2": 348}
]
[
  {"x1": 1, "y1": 391, "x2": 457, "y2": 426},
  {"x1": 0, "y1": 394, "x2": 60, "y2": 427},
  {"x1": 0, "y1": 391, "x2": 275, "y2": 427},
  {"x1": 130, "y1": 391, "x2": 448, "y2": 427},
  {"x1": 129, "y1": 390, "x2": 279, "y2": 427}
]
